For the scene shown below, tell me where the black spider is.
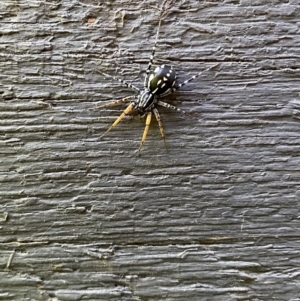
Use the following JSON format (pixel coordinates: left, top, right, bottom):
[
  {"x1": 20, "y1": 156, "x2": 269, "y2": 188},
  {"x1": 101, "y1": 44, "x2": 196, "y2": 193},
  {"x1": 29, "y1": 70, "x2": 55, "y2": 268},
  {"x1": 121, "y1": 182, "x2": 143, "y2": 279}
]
[{"x1": 98, "y1": 18, "x2": 203, "y2": 155}]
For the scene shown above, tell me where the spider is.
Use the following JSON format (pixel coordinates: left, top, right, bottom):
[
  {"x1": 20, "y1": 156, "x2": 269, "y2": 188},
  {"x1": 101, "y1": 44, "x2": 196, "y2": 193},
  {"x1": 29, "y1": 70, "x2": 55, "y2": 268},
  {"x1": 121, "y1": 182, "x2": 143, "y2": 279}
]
[{"x1": 97, "y1": 18, "x2": 203, "y2": 156}]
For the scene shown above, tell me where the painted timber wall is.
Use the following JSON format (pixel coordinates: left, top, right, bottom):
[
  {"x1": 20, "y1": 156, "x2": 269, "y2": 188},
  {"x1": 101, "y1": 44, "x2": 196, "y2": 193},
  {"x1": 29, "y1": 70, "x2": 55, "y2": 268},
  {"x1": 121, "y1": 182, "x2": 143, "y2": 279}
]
[{"x1": 1, "y1": 1, "x2": 300, "y2": 300}]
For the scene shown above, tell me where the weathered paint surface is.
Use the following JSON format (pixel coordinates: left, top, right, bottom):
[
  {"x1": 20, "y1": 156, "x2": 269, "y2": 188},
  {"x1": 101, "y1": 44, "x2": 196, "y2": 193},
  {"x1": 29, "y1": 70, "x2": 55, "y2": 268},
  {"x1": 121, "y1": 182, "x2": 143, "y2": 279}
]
[{"x1": 1, "y1": 0, "x2": 300, "y2": 300}]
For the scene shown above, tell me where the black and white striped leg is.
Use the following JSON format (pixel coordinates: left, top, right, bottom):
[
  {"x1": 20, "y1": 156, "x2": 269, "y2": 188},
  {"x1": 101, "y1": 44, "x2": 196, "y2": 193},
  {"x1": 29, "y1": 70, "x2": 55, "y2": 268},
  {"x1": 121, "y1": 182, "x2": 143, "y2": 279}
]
[
  {"x1": 173, "y1": 63, "x2": 220, "y2": 92},
  {"x1": 153, "y1": 108, "x2": 167, "y2": 150},
  {"x1": 158, "y1": 100, "x2": 187, "y2": 115},
  {"x1": 144, "y1": 18, "x2": 162, "y2": 87},
  {"x1": 98, "y1": 70, "x2": 141, "y2": 93},
  {"x1": 174, "y1": 74, "x2": 200, "y2": 91}
]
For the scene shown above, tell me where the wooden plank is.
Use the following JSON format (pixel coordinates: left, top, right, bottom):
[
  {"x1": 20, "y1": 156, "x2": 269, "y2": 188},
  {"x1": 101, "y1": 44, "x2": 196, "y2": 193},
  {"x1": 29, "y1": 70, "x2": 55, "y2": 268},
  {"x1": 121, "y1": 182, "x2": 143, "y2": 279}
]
[{"x1": 1, "y1": 0, "x2": 300, "y2": 300}]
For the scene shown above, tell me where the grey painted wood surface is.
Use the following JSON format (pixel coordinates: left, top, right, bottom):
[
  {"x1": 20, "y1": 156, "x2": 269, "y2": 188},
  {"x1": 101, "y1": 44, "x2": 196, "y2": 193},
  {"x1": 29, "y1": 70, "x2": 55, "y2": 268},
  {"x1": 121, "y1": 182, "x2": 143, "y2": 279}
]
[{"x1": 1, "y1": 0, "x2": 300, "y2": 300}]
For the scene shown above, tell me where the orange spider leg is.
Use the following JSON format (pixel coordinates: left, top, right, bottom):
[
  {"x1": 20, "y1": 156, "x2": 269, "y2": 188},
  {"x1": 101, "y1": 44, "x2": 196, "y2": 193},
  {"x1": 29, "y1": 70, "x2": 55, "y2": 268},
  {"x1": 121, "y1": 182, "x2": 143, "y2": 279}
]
[
  {"x1": 153, "y1": 108, "x2": 167, "y2": 151},
  {"x1": 100, "y1": 103, "x2": 134, "y2": 138},
  {"x1": 93, "y1": 96, "x2": 134, "y2": 109},
  {"x1": 137, "y1": 112, "x2": 152, "y2": 156}
]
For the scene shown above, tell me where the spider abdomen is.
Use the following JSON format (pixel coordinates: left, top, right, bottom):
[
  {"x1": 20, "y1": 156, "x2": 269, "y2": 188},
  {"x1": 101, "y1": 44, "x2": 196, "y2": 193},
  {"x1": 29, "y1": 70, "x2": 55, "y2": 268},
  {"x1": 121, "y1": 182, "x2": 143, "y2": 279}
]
[{"x1": 147, "y1": 64, "x2": 176, "y2": 97}]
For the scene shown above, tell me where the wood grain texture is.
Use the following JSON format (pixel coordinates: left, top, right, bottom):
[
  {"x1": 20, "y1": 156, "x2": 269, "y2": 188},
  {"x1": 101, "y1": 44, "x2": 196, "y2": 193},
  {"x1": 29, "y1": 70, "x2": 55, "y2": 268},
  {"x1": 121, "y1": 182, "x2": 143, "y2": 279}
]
[{"x1": 1, "y1": 0, "x2": 300, "y2": 300}]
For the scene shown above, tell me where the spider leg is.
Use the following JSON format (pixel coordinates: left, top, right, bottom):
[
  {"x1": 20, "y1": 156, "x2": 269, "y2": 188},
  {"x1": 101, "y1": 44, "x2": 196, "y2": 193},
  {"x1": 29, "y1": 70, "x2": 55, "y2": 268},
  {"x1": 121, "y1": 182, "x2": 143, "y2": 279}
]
[
  {"x1": 173, "y1": 63, "x2": 220, "y2": 92},
  {"x1": 100, "y1": 103, "x2": 135, "y2": 138},
  {"x1": 97, "y1": 70, "x2": 141, "y2": 93},
  {"x1": 137, "y1": 111, "x2": 152, "y2": 156},
  {"x1": 158, "y1": 100, "x2": 187, "y2": 115},
  {"x1": 93, "y1": 96, "x2": 134, "y2": 109},
  {"x1": 144, "y1": 18, "x2": 162, "y2": 87},
  {"x1": 153, "y1": 108, "x2": 167, "y2": 150},
  {"x1": 174, "y1": 74, "x2": 200, "y2": 91}
]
